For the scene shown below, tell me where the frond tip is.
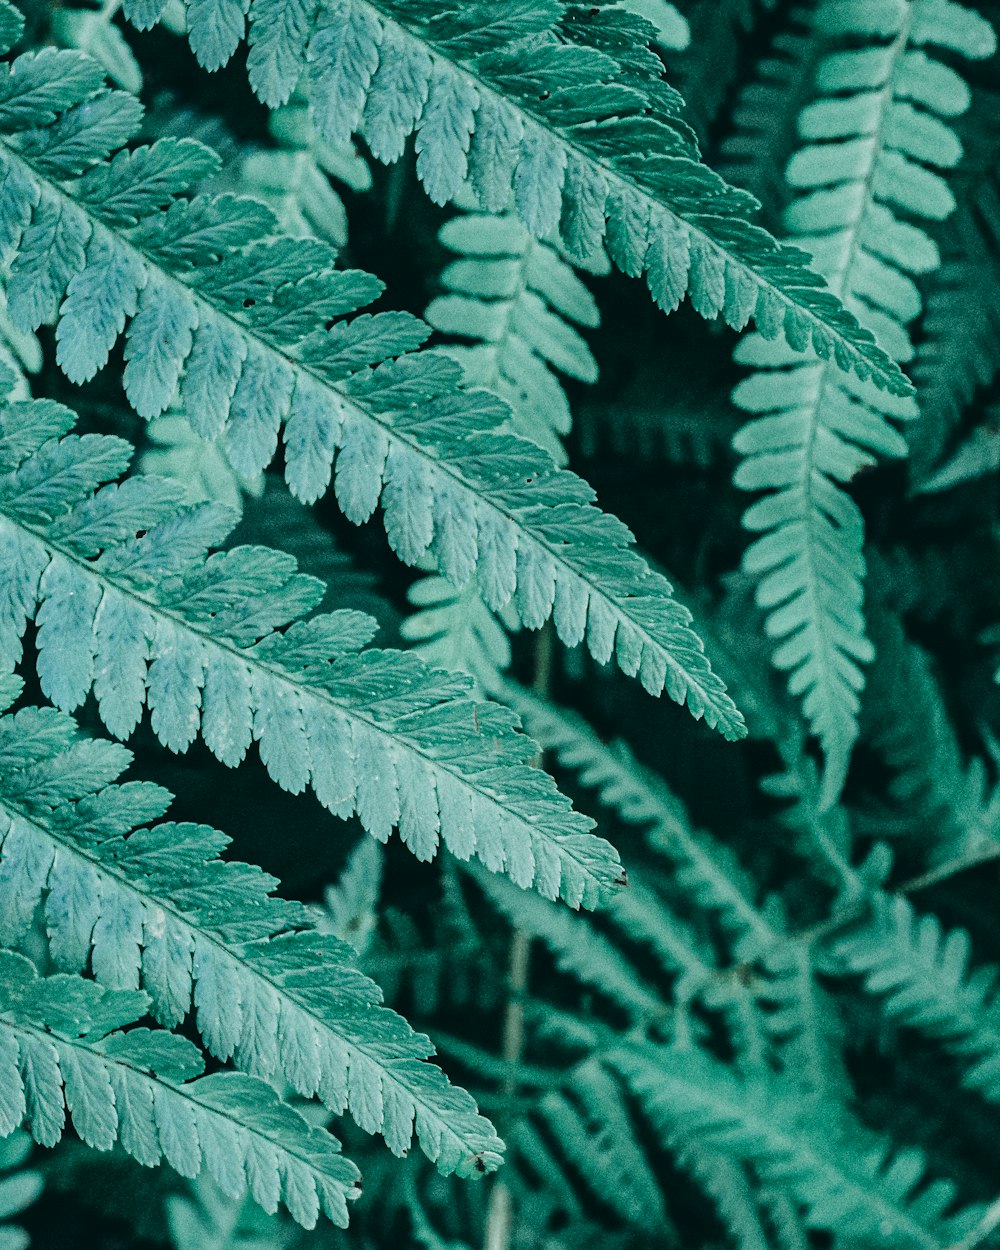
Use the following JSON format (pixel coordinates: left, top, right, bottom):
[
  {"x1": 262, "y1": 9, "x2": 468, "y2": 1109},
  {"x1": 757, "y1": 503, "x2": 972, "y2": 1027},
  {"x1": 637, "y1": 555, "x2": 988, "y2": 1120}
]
[{"x1": 731, "y1": 0, "x2": 995, "y2": 806}]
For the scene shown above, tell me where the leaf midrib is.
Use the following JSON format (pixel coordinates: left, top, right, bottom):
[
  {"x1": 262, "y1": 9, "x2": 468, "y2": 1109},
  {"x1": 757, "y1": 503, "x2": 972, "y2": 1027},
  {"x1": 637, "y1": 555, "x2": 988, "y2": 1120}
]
[
  {"x1": 356, "y1": 0, "x2": 906, "y2": 393},
  {"x1": 1, "y1": 1011, "x2": 356, "y2": 1191}
]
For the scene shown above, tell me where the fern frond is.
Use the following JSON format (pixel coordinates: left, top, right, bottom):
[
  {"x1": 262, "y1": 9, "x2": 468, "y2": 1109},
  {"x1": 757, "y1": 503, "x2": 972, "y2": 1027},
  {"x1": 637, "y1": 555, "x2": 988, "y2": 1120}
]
[
  {"x1": 0, "y1": 950, "x2": 360, "y2": 1230},
  {"x1": 674, "y1": 1147, "x2": 770, "y2": 1250},
  {"x1": 0, "y1": 398, "x2": 624, "y2": 910},
  {"x1": 676, "y1": 0, "x2": 779, "y2": 140},
  {"x1": 0, "y1": 44, "x2": 745, "y2": 739},
  {"x1": 141, "y1": 410, "x2": 265, "y2": 514},
  {"x1": 426, "y1": 205, "x2": 600, "y2": 466},
  {"x1": 472, "y1": 866, "x2": 667, "y2": 1025},
  {"x1": 0, "y1": 1131, "x2": 40, "y2": 1250},
  {"x1": 238, "y1": 94, "x2": 372, "y2": 250},
  {"x1": 321, "y1": 836, "x2": 383, "y2": 956},
  {"x1": 0, "y1": 702, "x2": 505, "y2": 1174},
  {"x1": 719, "y1": 9, "x2": 819, "y2": 222},
  {"x1": 916, "y1": 412, "x2": 1000, "y2": 495},
  {"x1": 129, "y1": 0, "x2": 910, "y2": 394},
  {"x1": 51, "y1": 1, "x2": 144, "y2": 94},
  {"x1": 731, "y1": 0, "x2": 996, "y2": 807},
  {"x1": 524, "y1": 1060, "x2": 671, "y2": 1238},
  {"x1": 401, "y1": 571, "x2": 512, "y2": 693},
  {"x1": 832, "y1": 893, "x2": 1000, "y2": 1106},
  {"x1": 613, "y1": 1042, "x2": 980, "y2": 1250}
]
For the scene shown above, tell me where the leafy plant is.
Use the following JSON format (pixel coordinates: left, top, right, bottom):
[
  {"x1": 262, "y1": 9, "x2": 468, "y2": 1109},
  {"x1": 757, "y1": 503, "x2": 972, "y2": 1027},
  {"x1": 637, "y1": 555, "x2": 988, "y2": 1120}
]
[{"x1": 2, "y1": 3, "x2": 1000, "y2": 1250}]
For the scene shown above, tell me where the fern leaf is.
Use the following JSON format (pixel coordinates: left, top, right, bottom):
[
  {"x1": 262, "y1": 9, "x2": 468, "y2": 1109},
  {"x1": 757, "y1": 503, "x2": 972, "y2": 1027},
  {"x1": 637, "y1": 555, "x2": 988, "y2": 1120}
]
[
  {"x1": 863, "y1": 603, "x2": 1000, "y2": 864},
  {"x1": 131, "y1": 0, "x2": 911, "y2": 394},
  {"x1": 731, "y1": 0, "x2": 996, "y2": 806},
  {"x1": 832, "y1": 893, "x2": 1000, "y2": 1106},
  {"x1": 524, "y1": 1059, "x2": 671, "y2": 1237},
  {"x1": 0, "y1": 398, "x2": 624, "y2": 910},
  {"x1": 0, "y1": 702, "x2": 505, "y2": 1174},
  {"x1": 239, "y1": 93, "x2": 372, "y2": 250},
  {"x1": 910, "y1": 87, "x2": 1000, "y2": 479},
  {"x1": 401, "y1": 571, "x2": 512, "y2": 693},
  {"x1": 0, "y1": 949, "x2": 360, "y2": 1230},
  {"x1": 472, "y1": 866, "x2": 667, "y2": 1024},
  {"x1": 613, "y1": 1042, "x2": 980, "y2": 1250},
  {"x1": 916, "y1": 412, "x2": 1000, "y2": 494},
  {"x1": 0, "y1": 45, "x2": 745, "y2": 739},
  {"x1": 426, "y1": 204, "x2": 601, "y2": 465}
]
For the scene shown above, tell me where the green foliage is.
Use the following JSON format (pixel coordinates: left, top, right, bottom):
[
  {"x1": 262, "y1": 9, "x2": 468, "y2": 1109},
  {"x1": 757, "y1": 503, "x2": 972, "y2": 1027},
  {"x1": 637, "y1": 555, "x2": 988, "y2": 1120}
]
[
  {"x1": 0, "y1": 30, "x2": 745, "y2": 738},
  {"x1": 131, "y1": 0, "x2": 909, "y2": 394},
  {"x1": 731, "y1": 0, "x2": 996, "y2": 807},
  {"x1": 0, "y1": 949, "x2": 359, "y2": 1229},
  {"x1": 0, "y1": 2, "x2": 999, "y2": 1249}
]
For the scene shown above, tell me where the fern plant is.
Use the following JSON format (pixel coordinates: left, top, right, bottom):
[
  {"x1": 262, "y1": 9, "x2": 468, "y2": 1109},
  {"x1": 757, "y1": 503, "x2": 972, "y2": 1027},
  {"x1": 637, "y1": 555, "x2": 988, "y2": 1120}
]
[{"x1": 3, "y1": 2, "x2": 1000, "y2": 1250}]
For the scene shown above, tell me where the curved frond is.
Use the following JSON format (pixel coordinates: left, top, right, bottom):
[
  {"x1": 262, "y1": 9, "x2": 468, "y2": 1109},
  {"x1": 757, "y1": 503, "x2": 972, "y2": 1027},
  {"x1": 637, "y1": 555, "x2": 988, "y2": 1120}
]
[
  {"x1": 0, "y1": 44, "x2": 745, "y2": 739},
  {"x1": 508, "y1": 686, "x2": 781, "y2": 957},
  {"x1": 129, "y1": 0, "x2": 909, "y2": 393},
  {"x1": 0, "y1": 950, "x2": 360, "y2": 1230},
  {"x1": 0, "y1": 397, "x2": 623, "y2": 909},
  {"x1": 0, "y1": 702, "x2": 504, "y2": 1174},
  {"x1": 731, "y1": 0, "x2": 995, "y2": 806}
]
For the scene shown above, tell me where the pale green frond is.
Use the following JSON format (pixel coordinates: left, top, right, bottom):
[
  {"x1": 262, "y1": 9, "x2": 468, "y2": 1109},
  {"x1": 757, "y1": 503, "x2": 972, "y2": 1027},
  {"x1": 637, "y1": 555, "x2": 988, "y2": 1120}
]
[
  {"x1": 130, "y1": 0, "x2": 909, "y2": 393},
  {"x1": 0, "y1": 396, "x2": 624, "y2": 910},
  {"x1": 731, "y1": 0, "x2": 995, "y2": 806},
  {"x1": 0, "y1": 701, "x2": 505, "y2": 1174}
]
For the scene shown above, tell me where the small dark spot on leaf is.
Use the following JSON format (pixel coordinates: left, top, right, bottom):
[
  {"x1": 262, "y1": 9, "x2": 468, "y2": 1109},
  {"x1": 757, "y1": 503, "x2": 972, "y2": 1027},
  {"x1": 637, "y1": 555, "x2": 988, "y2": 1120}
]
[{"x1": 243, "y1": 298, "x2": 256, "y2": 309}]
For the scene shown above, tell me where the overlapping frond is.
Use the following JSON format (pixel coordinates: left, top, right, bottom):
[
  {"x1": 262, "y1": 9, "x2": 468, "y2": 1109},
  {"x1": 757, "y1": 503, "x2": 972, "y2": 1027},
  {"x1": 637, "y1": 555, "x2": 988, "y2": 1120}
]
[
  {"x1": 0, "y1": 30, "x2": 745, "y2": 739},
  {"x1": 0, "y1": 397, "x2": 623, "y2": 909},
  {"x1": 168, "y1": 1176, "x2": 295, "y2": 1250},
  {"x1": 612, "y1": 1042, "x2": 980, "y2": 1250},
  {"x1": 0, "y1": 950, "x2": 360, "y2": 1230},
  {"x1": 126, "y1": 0, "x2": 910, "y2": 393},
  {"x1": 731, "y1": 0, "x2": 996, "y2": 807},
  {"x1": 238, "y1": 94, "x2": 372, "y2": 251},
  {"x1": 910, "y1": 85, "x2": 1000, "y2": 481},
  {"x1": 515, "y1": 1059, "x2": 671, "y2": 1239},
  {"x1": 863, "y1": 602, "x2": 1000, "y2": 865},
  {"x1": 0, "y1": 701, "x2": 504, "y2": 1174}
]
